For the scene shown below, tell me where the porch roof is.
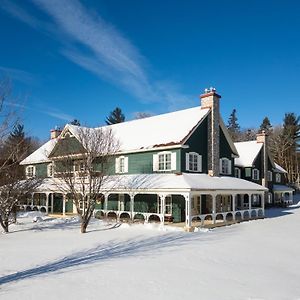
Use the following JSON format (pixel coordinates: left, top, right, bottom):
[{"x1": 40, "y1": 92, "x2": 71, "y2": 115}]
[
  {"x1": 33, "y1": 173, "x2": 268, "y2": 194},
  {"x1": 273, "y1": 184, "x2": 294, "y2": 192}
]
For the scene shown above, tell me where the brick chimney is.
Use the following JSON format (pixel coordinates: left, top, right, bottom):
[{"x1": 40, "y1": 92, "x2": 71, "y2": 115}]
[
  {"x1": 256, "y1": 131, "x2": 268, "y2": 188},
  {"x1": 200, "y1": 87, "x2": 221, "y2": 176},
  {"x1": 50, "y1": 127, "x2": 62, "y2": 139}
]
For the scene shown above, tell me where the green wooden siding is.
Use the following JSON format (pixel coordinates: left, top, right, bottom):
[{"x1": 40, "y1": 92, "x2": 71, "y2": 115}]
[
  {"x1": 182, "y1": 117, "x2": 208, "y2": 173},
  {"x1": 50, "y1": 135, "x2": 85, "y2": 157},
  {"x1": 35, "y1": 163, "x2": 48, "y2": 178},
  {"x1": 65, "y1": 199, "x2": 73, "y2": 213},
  {"x1": 172, "y1": 195, "x2": 185, "y2": 222}
]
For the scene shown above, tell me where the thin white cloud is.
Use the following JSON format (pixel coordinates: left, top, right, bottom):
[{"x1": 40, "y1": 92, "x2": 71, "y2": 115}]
[
  {"x1": 0, "y1": 66, "x2": 37, "y2": 85},
  {"x1": 2, "y1": 0, "x2": 193, "y2": 110}
]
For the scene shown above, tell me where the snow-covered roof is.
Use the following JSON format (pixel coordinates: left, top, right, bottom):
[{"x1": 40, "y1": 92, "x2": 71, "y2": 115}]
[
  {"x1": 234, "y1": 141, "x2": 263, "y2": 167},
  {"x1": 34, "y1": 173, "x2": 268, "y2": 193},
  {"x1": 65, "y1": 106, "x2": 210, "y2": 153},
  {"x1": 273, "y1": 184, "x2": 294, "y2": 192},
  {"x1": 274, "y1": 163, "x2": 287, "y2": 174},
  {"x1": 20, "y1": 138, "x2": 58, "y2": 165}
]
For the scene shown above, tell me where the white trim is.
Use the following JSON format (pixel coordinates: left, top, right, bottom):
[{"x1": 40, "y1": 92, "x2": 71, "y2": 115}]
[
  {"x1": 267, "y1": 171, "x2": 272, "y2": 181},
  {"x1": 186, "y1": 152, "x2": 202, "y2": 172},
  {"x1": 252, "y1": 168, "x2": 260, "y2": 180},
  {"x1": 275, "y1": 173, "x2": 281, "y2": 183},
  {"x1": 234, "y1": 167, "x2": 241, "y2": 178},
  {"x1": 47, "y1": 163, "x2": 54, "y2": 177},
  {"x1": 25, "y1": 165, "x2": 36, "y2": 178},
  {"x1": 220, "y1": 157, "x2": 231, "y2": 175},
  {"x1": 115, "y1": 156, "x2": 128, "y2": 174}
]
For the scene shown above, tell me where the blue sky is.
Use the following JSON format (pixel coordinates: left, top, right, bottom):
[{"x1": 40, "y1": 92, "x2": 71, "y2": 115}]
[{"x1": 0, "y1": 0, "x2": 299, "y2": 141}]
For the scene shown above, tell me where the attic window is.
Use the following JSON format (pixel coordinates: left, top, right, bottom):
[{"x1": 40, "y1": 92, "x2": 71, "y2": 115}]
[
  {"x1": 252, "y1": 168, "x2": 260, "y2": 180},
  {"x1": 275, "y1": 173, "x2": 281, "y2": 183},
  {"x1": 267, "y1": 171, "x2": 272, "y2": 181},
  {"x1": 235, "y1": 167, "x2": 241, "y2": 178},
  {"x1": 186, "y1": 152, "x2": 202, "y2": 172},
  {"x1": 220, "y1": 158, "x2": 231, "y2": 175}
]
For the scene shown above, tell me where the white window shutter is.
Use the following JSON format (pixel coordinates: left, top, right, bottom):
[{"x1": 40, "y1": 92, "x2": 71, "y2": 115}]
[
  {"x1": 219, "y1": 159, "x2": 223, "y2": 174},
  {"x1": 197, "y1": 155, "x2": 202, "y2": 172},
  {"x1": 171, "y1": 152, "x2": 176, "y2": 171},
  {"x1": 228, "y1": 159, "x2": 232, "y2": 174},
  {"x1": 186, "y1": 153, "x2": 190, "y2": 171},
  {"x1": 115, "y1": 157, "x2": 120, "y2": 173},
  {"x1": 153, "y1": 154, "x2": 159, "y2": 171},
  {"x1": 124, "y1": 157, "x2": 129, "y2": 173}
]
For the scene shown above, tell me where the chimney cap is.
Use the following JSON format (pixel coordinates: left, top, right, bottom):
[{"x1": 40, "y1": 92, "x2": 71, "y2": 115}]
[{"x1": 200, "y1": 87, "x2": 221, "y2": 99}]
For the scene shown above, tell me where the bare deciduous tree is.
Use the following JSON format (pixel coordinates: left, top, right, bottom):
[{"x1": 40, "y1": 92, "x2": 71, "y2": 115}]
[{"x1": 53, "y1": 126, "x2": 120, "y2": 233}]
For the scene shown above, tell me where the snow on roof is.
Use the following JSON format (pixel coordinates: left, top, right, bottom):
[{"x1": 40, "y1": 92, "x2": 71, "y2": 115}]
[
  {"x1": 274, "y1": 163, "x2": 287, "y2": 173},
  {"x1": 34, "y1": 173, "x2": 267, "y2": 193},
  {"x1": 234, "y1": 141, "x2": 263, "y2": 167},
  {"x1": 66, "y1": 106, "x2": 210, "y2": 153},
  {"x1": 273, "y1": 184, "x2": 294, "y2": 192},
  {"x1": 20, "y1": 138, "x2": 58, "y2": 165}
]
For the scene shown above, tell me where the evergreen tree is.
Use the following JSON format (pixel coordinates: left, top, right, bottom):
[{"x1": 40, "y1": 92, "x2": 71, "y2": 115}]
[
  {"x1": 105, "y1": 107, "x2": 125, "y2": 125},
  {"x1": 227, "y1": 109, "x2": 240, "y2": 141},
  {"x1": 259, "y1": 117, "x2": 272, "y2": 134}
]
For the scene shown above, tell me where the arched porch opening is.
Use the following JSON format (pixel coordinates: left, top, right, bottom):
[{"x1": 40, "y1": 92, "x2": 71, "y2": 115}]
[{"x1": 133, "y1": 213, "x2": 145, "y2": 223}]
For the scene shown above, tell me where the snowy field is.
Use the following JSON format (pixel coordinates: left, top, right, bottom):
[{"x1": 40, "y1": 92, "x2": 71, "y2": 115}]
[{"x1": 1, "y1": 196, "x2": 300, "y2": 300}]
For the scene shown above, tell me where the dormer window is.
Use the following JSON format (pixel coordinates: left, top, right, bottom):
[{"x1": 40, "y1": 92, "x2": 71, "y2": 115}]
[
  {"x1": 115, "y1": 156, "x2": 128, "y2": 173},
  {"x1": 220, "y1": 158, "x2": 231, "y2": 175},
  {"x1": 25, "y1": 165, "x2": 36, "y2": 178},
  {"x1": 252, "y1": 168, "x2": 260, "y2": 180},
  {"x1": 186, "y1": 152, "x2": 202, "y2": 172},
  {"x1": 235, "y1": 167, "x2": 241, "y2": 178},
  {"x1": 267, "y1": 171, "x2": 273, "y2": 181},
  {"x1": 276, "y1": 173, "x2": 281, "y2": 183},
  {"x1": 153, "y1": 151, "x2": 176, "y2": 172}
]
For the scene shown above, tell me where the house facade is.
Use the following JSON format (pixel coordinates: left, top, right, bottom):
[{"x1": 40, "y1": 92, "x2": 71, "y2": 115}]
[
  {"x1": 20, "y1": 88, "x2": 268, "y2": 230},
  {"x1": 234, "y1": 134, "x2": 294, "y2": 206}
]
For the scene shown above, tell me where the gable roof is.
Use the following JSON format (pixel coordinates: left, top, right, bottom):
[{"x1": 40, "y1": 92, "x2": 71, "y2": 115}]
[
  {"x1": 20, "y1": 138, "x2": 58, "y2": 165},
  {"x1": 63, "y1": 106, "x2": 211, "y2": 153},
  {"x1": 274, "y1": 163, "x2": 288, "y2": 174},
  {"x1": 234, "y1": 141, "x2": 263, "y2": 167}
]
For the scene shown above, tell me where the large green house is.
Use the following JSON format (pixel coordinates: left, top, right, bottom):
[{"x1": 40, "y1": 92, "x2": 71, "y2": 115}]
[{"x1": 20, "y1": 88, "x2": 268, "y2": 229}]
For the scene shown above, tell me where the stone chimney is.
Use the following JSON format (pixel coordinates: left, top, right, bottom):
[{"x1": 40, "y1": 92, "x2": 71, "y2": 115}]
[
  {"x1": 200, "y1": 87, "x2": 221, "y2": 176},
  {"x1": 256, "y1": 131, "x2": 268, "y2": 188},
  {"x1": 50, "y1": 127, "x2": 62, "y2": 139}
]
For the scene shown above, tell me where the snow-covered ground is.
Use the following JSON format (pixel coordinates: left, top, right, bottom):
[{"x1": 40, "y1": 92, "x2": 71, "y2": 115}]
[{"x1": 1, "y1": 195, "x2": 300, "y2": 300}]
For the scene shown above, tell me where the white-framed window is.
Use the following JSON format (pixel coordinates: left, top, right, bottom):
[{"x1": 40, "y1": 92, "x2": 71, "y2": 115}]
[
  {"x1": 245, "y1": 168, "x2": 251, "y2": 177},
  {"x1": 267, "y1": 171, "x2": 273, "y2": 181},
  {"x1": 47, "y1": 163, "x2": 54, "y2": 177},
  {"x1": 275, "y1": 173, "x2": 281, "y2": 183},
  {"x1": 153, "y1": 151, "x2": 176, "y2": 172},
  {"x1": 74, "y1": 161, "x2": 85, "y2": 172},
  {"x1": 115, "y1": 156, "x2": 128, "y2": 173},
  {"x1": 25, "y1": 165, "x2": 36, "y2": 178},
  {"x1": 219, "y1": 158, "x2": 232, "y2": 175},
  {"x1": 252, "y1": 168, "x2": 260, "y2": 180},
  {"x1": 235, "y1": 167, "x2": 241, "y2": 178},
  {"x1": 186, "y1": 152, "x2": 202, "y2": 172}
]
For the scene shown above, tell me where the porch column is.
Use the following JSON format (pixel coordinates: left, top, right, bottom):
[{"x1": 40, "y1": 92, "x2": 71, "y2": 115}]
[
  {"x1": 130, "y1": 193, "x2": 135, "y2": 220},
  {"x1": 45, "y1": 192, "x2": 50, "y2": 214},
  {"x1": 50, "y1": 193, "x2": 54, "y2": 213},
  {"x1": 184, "y1": 193, "x2": 192, "y2": 229},
  {"x1": 159, "y1": 194, "x2": 165, "y2": 224},
  {"x1": 199, "y1": 195, "x2": 202, "y2": 215},
  {"x1": 62, "y1": 194, "x2": 66, "y2": 216},
  {"x1": 248, "y1": 193, "x2": 252, "y2": 210},
  {"x1": 104, "y1": 194, "x2": 108, "y2": 210},
  {"x1": 261, "y1": 192, "x2": 265, "y2": 216},
  {"x1": 232, "y1": 194, "x2": 236, "y2": 221},
  {"x1": 212, "y1": 194, "x2": 216, "y2": 224}
]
